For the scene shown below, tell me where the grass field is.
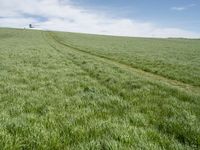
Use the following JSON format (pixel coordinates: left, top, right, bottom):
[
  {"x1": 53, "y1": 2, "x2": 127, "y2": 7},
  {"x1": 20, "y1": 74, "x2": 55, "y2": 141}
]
[
  {"x1": 52, "y1": 32, "x2": 200, "y2": 86},
  {"x1": 0, "y1": 28, "x2": 200, "y2": 149}
]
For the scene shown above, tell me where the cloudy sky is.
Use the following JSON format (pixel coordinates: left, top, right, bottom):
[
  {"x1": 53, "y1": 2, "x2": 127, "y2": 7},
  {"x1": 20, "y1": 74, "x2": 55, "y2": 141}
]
[{"x1": 0, "y1": 0, "x2": 200, "y2": 38}]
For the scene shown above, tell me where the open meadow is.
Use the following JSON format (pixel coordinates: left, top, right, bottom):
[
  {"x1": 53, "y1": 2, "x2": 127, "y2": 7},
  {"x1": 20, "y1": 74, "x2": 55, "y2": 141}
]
[{"x1": 0, "y1": 28, "x2": 200, "y2": 149}]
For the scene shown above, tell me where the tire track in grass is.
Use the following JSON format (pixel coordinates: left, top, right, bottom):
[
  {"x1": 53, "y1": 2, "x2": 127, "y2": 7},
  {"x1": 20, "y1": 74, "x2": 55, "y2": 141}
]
[
  {"x1": 47, "y1": 31, "x2": 200, "y2": 96},
  {"x1": 43, "y1": 31, "x2": 126, "y2": 101},
  {"x1": 44, "y1": 31, "x2": 200, "y2": 148},
  {"x1": 45, "y1": 31, "x2": 200, "y2": 106},
  {"x1": 43, "y1": 31, "x2": 138, "y2": 125}
]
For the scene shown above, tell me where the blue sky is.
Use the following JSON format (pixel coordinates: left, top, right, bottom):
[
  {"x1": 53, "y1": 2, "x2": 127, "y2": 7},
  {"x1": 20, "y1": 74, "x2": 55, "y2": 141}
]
[
  {"x1": 74, "y1": 0, "x2": 200, "y2": 32},
  {"x1": 0, "y1": 0, "x2": 199, "y2": 38}
]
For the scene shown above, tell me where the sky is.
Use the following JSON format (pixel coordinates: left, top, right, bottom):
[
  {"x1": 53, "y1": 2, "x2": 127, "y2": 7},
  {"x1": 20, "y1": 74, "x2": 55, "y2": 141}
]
[{"x1": 0, "y1": 0, "x2": 200, "y2": 38}]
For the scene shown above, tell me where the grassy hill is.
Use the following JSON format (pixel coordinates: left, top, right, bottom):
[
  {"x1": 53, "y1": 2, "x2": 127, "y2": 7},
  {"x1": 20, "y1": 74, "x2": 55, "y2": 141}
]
[{"x1": 0, "y1": 28, "x2": 200, "y2": 149}]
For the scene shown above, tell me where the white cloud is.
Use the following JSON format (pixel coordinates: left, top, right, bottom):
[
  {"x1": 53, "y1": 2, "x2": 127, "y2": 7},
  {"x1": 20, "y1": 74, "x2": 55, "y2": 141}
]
[
  {"x1": 171, "y1": 4, "x2": 196, "y2": 11},
  {"x1": 0, "y1": 0, "x2": 199, "y2": 38},
  {"x1": 171, "y1": 7, "x2": 186, "y2": 11}
]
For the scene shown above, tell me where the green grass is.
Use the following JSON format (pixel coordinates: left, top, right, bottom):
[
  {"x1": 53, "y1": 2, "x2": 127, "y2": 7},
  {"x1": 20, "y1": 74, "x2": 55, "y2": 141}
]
[
  {"x1": 0, "y1": 28, "x2": 200, "y2": 149},
  {"x1": 53, "y1": 31, "x2": 200, "y2": 86}
]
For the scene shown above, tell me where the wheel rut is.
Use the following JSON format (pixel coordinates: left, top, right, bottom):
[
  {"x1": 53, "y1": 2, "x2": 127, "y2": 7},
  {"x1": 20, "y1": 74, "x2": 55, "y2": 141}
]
[
  {"x1": 45, "y1": 31, "x2": 200, "y2": 96},
  {"x1": 42, "y1": 31, "x2": 200, "y2": 147},
  {"x1": 42, "y1": 31, "x2": 128, "y2": 102}
]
